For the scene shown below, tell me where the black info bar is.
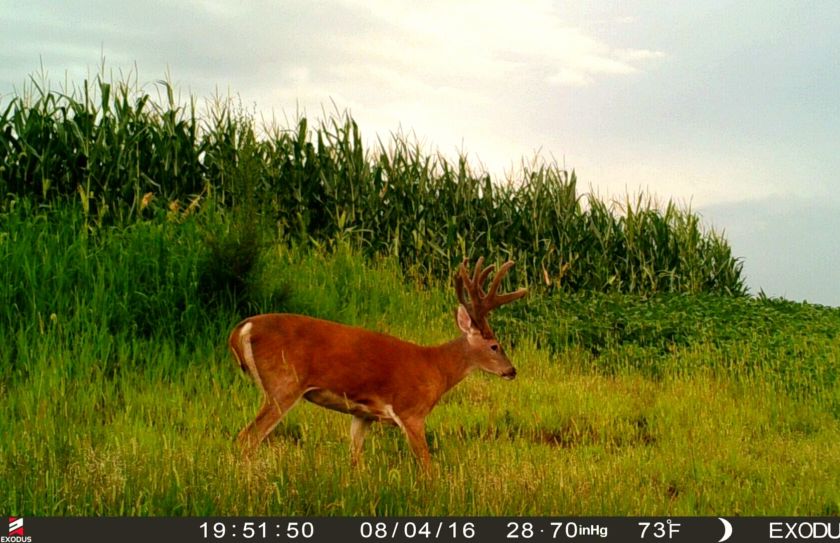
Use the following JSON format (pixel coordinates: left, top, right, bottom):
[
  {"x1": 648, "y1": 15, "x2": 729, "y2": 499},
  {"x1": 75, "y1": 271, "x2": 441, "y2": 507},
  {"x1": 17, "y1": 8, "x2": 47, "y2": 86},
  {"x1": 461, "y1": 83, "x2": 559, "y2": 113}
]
[{"x1": 8, "y1": 517, "x2": 840, "y2": 543}]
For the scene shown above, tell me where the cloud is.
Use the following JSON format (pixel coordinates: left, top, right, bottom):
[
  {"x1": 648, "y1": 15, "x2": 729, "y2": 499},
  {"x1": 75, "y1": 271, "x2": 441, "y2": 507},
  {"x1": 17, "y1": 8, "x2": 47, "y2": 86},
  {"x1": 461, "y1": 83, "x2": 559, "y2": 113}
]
[
  {"x1": 547, "y1": 68, "x2": 593, "y2": 87},
  {"x1": 545, "y1": 48, "x2": 666, "y2": 87},
  {"x1": 3, "y1": 1, "x2": 666, "y2": 110},
  {"x1": 1, "y1": 0, "x2": 667, "y2": 184},
  {"x1": 615, "y1": 48, "x2": 667, "y2": 62},
  {"x1": 330, "y1": 0, "x2": 664, "y2": 90}
]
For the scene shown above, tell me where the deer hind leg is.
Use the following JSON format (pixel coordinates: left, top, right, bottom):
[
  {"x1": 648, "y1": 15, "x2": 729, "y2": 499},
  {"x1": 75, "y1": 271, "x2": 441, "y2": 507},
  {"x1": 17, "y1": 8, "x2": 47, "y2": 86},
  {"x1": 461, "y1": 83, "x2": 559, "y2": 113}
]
[
  {"x1": 237, "y1": 390, "x2": 301, "y2": 453},
  {"x1": 350, "y1": 416, "x2": 372, "y2": 466},
  {"x1": 235, "y1": 325, "x2": 305, "y2": 453}
]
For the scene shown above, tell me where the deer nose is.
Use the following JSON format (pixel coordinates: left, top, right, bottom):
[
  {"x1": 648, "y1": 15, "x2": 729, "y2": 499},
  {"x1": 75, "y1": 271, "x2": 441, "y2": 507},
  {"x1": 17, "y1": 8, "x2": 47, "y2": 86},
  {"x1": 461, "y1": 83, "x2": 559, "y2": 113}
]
[{"x1": 502, "y1": 367, "x2": 517, "y2": 380}]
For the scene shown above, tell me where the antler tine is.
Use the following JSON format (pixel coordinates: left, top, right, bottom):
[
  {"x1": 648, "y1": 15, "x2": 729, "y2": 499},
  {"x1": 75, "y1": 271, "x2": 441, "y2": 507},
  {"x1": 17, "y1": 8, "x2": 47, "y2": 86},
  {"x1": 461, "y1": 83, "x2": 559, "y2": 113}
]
[
  {"x1": 457, "y1": 258, "x2": 486, "y2": 318},
  {"x1": 487, "y1": 287, "x2": 529, "y2": 309},
  {"x1": 486, "y1": 261, "x2": 515, "y2": 300},
  {"x1": 454, "y1": 257, "x2": 527, "y2": 327},
  {"x1": 471, "y1": 256, "x2": 485, "y2": 286},
  {"x1": 454, "y1": 270, "x2": 467, "y2": 308},
  {"x1": 456, "y1": 259, "x2": 480, "y2": 321},
  {"x1": 476, "y1": 263, "x2": 495, "y2": 296},
  {"x1": 485, "y1": 261, "x2": 528, "y2": 311}
]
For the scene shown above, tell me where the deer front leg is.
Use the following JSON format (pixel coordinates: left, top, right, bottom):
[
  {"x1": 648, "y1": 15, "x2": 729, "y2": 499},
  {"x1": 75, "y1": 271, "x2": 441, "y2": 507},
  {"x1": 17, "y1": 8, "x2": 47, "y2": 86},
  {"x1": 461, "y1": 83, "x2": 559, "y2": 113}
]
[
  {"x1": 350, "y1": 416, "x2": 372, "y2": 466},
  {"x1": 400, "y1": 416, "x2": 431, "y2": 470}
]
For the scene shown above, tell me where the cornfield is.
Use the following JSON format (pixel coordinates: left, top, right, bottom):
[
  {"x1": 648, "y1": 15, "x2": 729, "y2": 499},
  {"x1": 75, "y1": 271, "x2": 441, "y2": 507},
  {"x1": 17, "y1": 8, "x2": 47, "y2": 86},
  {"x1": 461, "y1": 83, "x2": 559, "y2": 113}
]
[{"x1": 0, "y1": 72, "x2": 745, "y2": 295}]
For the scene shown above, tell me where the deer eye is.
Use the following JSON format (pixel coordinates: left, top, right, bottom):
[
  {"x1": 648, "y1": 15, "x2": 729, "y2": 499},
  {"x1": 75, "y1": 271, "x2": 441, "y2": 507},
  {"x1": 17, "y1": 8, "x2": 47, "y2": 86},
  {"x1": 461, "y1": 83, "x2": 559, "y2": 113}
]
[{"x1": 490, "y1": 344, "x2": 499, "y2": 352}]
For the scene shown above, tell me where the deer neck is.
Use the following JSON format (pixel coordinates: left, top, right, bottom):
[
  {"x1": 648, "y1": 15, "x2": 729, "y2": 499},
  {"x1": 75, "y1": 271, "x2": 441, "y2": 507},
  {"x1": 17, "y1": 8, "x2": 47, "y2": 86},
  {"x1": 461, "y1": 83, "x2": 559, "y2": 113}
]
[{"x1": 430, "y1": 336, "x2": 476, "y2": 394}]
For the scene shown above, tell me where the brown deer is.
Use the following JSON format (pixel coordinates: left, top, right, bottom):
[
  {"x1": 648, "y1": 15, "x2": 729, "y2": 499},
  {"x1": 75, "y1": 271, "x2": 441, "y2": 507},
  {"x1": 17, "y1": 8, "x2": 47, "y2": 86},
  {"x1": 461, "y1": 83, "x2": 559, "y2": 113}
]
[{"x1": 228, "y1": 257, "x2": 527, "y2": 468}]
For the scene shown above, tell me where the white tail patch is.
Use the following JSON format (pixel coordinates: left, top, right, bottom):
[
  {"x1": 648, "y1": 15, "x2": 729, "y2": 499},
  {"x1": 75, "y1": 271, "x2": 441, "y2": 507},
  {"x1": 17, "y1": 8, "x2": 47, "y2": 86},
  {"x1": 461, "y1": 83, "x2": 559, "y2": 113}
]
[{"x1": 239, "y1": 322, "x2": 265, "y2": 392}]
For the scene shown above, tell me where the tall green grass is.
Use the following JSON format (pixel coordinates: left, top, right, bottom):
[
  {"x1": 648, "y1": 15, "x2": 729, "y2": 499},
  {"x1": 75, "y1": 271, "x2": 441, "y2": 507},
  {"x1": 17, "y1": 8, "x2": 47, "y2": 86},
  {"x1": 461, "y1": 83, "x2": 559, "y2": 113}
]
[
  {"x1": 0, "y1": 203, "x2": 837, "y2": 516},
  {"x1": 1, "y1": 70, "x2": 744, "y2": 295},
  {"x1": 2, "y1": 67, "x2": 834, "y2": 516}
]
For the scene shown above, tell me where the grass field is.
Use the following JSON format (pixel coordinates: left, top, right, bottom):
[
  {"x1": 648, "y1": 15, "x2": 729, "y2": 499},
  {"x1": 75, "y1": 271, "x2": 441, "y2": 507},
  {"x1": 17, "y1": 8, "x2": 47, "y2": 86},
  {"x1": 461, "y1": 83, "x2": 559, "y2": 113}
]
[
  {"x1": 0, "y1": 69, "x2": 837, "y2": 516},
  {"x1": 1, "y1": 203, "x2": 838, "y2": 516}
]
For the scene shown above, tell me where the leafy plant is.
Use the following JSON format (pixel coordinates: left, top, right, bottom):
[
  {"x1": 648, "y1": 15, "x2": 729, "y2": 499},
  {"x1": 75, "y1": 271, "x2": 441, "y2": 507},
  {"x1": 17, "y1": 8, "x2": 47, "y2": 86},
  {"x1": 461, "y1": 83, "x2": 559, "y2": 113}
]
[{"x1": 0, "y1": 68, "x2": 745, "y2": 296}]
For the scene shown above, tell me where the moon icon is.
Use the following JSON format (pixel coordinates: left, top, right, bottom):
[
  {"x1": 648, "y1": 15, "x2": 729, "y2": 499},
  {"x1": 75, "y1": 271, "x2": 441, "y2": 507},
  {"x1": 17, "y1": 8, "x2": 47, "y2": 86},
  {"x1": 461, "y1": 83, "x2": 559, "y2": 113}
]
[{"x1": 718, "y1": 518, "x2": 733, "y2": 542}]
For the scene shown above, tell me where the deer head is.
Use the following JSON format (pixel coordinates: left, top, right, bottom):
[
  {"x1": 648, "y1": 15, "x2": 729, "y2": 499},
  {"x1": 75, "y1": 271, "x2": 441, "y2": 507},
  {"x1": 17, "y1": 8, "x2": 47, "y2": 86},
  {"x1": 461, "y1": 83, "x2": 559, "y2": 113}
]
[{"x1": 454, "y1": 257, "x2": 528, "y2": 379}]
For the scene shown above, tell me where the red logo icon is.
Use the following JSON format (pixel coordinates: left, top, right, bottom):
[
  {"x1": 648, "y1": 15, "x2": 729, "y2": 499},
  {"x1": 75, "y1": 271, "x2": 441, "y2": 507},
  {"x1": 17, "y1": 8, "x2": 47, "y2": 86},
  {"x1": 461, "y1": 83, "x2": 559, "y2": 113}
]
[{"x1": 8, "y1": 518, "x2": 23, "y2": 537}]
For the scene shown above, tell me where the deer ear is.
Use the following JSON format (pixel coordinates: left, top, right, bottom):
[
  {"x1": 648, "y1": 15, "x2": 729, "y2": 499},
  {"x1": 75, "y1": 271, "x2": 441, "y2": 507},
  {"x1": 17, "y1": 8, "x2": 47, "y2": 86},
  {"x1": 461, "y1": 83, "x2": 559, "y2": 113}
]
[{"x1": 456, "y1": 304, "x2": 475, "y2": 335}]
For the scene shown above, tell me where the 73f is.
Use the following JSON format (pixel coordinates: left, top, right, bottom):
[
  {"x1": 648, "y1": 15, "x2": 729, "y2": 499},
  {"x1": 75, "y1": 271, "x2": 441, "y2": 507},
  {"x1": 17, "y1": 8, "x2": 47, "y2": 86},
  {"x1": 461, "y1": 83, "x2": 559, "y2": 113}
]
[{"x1": 639, "y1": 520, "x2": 681, "y2": 539}]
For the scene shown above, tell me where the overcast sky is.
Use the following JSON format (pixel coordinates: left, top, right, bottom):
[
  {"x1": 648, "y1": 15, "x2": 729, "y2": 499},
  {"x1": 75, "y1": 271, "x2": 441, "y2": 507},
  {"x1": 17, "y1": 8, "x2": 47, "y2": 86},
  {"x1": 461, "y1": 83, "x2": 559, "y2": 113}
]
[{"x1": 3, "y1": 1, "x2": 839, "y2": 305}]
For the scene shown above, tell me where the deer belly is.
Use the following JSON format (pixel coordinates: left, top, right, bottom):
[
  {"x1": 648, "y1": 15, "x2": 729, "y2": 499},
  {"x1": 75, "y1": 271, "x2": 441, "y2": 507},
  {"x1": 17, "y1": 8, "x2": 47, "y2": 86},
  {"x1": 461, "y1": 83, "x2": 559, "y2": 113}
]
[{"x1": 303, "y1": 388, "x2": 393, "y2": 422}]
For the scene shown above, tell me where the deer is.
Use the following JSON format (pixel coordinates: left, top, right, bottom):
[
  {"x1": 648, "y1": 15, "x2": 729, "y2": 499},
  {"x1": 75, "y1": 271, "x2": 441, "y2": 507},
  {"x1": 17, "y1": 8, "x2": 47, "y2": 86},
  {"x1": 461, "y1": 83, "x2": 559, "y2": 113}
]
[{"x1": 228, "y1": 257, "x2": 527, "y2": 469}]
